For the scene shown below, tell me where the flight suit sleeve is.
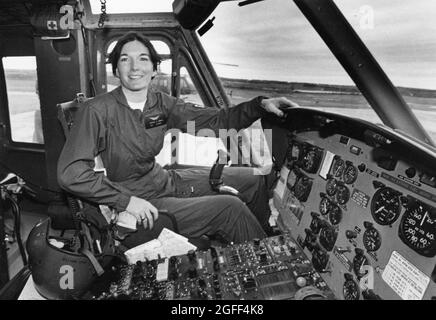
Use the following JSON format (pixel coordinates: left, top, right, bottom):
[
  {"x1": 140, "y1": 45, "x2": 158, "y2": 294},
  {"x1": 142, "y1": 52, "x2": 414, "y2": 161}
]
[
  {"x1": 57, "y1": 104, "x2": 132, "y2": 212},
  {"x1": 166, "y1": 96, "x2": 268, "y2": 134}
]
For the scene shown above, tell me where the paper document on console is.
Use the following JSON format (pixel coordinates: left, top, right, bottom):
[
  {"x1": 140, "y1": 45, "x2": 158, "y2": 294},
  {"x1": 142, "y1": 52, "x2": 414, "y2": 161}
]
[
  {"x1": 124, "y1": 228, "x2": 197, "y2": 264},
  {"x1": 158, "y1": 227, "x2": 189, "y2": 243},
  {"x1": 124, "y1": 239, "x2": 165, "y2": 263}
]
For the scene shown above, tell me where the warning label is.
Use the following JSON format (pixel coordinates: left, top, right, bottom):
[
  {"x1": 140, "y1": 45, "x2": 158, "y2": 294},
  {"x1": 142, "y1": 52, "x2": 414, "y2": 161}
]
[{"x1": 382, "y1": 251, "x2": 430, "y2": 300}]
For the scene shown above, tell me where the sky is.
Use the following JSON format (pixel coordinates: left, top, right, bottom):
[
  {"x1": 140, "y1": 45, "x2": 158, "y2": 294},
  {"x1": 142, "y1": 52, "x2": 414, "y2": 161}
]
[{"x1": 9, "y1": 0, "x2": 435, "y2": 90}]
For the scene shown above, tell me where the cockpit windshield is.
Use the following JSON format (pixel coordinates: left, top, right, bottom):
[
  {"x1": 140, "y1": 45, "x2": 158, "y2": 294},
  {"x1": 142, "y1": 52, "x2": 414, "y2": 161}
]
[
  {"x1": 197, "y1": 0, "x2": 436, "y2": 144},
  {"x1": 89, "y1": 0, "x2": 436, "y2": 144}
]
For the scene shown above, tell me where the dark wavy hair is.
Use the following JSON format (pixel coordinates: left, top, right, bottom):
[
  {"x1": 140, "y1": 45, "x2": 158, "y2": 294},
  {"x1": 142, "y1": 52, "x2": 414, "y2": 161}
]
[{"x1": 107, "y1": 32, "x2": 162, "y2": 76}]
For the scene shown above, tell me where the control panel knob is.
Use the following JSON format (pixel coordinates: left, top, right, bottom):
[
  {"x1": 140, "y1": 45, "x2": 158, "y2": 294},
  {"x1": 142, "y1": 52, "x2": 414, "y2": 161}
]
[
  {"x1": 344, "y1": 273, "x2": 354, "y2": 281},
  {"x1": 354, "y1": 247, "x2": 364, "y2": 256},
  {"x1": 372, "y1": 180, "x2": 385, "y2": 189},
  {"x1": 311, "y1": 212, "x2": 320, "y2": 219},
  {"x1": 405, "y1": 167, "x2": 416, "y2": 178},
  {"x1": 346, "y1": 230, "x2": 358, "y2": 239},
  {"x1": 296, "y1": 277, "x2": 307, "y2": 287},
  {"x1": 363, "y1": 221, "x2": 373, "y2": 229}
]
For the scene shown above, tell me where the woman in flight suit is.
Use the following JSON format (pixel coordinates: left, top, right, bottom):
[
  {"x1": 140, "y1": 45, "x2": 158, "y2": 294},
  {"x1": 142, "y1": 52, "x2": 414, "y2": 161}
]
[{"x1": 57, "y1": 32, "x2": 297, "y2": 247}]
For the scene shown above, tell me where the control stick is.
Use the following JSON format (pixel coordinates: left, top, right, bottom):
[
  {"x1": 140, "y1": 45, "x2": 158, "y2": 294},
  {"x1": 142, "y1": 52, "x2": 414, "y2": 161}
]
[{"x1": 209, "y1": 150, "x2": 246, "y2": 202}]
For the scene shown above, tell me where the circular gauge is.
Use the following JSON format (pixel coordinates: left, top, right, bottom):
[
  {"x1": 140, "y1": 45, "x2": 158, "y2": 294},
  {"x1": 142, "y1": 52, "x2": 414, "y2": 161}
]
[
  {"x1": 363, "y1": 224, "x2": 382, "y2": 252},
  {"x1": 319, "y1": 197, "x2": 331, "y2": 215},
  {"x1": 310, "y1": 212, "x2": 322, "y2": 234},
  {"x1": 319, "y1": 223, "x2": 338, "y2": 251},
  {"x1": 370, "y1": 187, "x2": 402, "y2": 225},
  {"x1": 293, "y1": 177, "x2": 312, "y2": 202},
  {"x1": 332, "y1": 158, "x2": 345, "y2": 178},
  {"x1": 343, "y1": 164, "x2": 358, "y2": 185},
  {"x1": 399, "y1": 201, "x2": 436, "y2": 257},
  {"x1": 326, "y1": 178, "x2": 337, "y2": 196},
  {"x1": 343, "y1": 278, "x2": 360, "y2": 300},
  {"x1": 329, "y1": 204, "x2": 342, "y2": 225},
  {"x1": 302, "y1": 149, "x2": 320, "y2": 173},
  {"x1": 353, "y1": 250, "x2": 370, "y2": 279},
  {"x1": 312, "y1": 248, "x2": 329, "y2": 272},
  {"x1": 336, "y1": 184, "x2": 350, "y2": 205}
]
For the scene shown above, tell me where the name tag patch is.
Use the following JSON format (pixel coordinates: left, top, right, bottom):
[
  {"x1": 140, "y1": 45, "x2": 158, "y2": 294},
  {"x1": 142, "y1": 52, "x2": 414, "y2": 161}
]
[{"x1": 144, "y1": 113, "x2": 167, "y2": 129}]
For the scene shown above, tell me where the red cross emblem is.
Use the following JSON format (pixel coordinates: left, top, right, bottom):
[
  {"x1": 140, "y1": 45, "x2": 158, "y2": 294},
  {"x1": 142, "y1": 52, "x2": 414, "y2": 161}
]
[{"x1": 47, "y1": 20, "x2": 58, "y2": 30}]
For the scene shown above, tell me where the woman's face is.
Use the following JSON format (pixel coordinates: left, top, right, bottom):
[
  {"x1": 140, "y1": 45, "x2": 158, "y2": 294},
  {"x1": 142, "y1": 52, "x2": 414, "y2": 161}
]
[{"x1": 116, "y1": 40, "x2": 155, "y2": 93}]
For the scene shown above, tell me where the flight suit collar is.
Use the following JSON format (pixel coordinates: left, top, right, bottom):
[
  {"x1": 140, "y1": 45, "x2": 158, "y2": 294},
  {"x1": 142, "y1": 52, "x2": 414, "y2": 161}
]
[{"x1": 111, "y1": 86, "x2": 158, "y2": 111}]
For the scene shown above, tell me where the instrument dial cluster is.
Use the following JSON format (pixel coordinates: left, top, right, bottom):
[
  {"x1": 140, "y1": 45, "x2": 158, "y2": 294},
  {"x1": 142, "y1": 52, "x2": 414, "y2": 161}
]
[
  {"x1": 287, "y1": 140, "x2": 324, "y2": 174},
  {"x1": 284, "y1": 127, "x2": 436, "y2": 300},
  {"x1": 331, "y1": 157, "x2": 359, "y2": 186},
  {"x1": 371, "y1": 185, "x2": 436, "y2": 257}
]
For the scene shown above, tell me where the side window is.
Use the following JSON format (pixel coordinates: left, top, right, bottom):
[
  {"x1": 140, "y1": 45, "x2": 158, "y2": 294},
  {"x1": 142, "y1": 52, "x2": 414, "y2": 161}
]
[
  {"x1": 179, "y1": 66, "x2": 201, "y2": 105},
  {"x1": 2, "y1": 56, "x2": 43, "y2": 144},
  {"x1": 175, "y1": 63, "x2": 224, "y2": 166}
]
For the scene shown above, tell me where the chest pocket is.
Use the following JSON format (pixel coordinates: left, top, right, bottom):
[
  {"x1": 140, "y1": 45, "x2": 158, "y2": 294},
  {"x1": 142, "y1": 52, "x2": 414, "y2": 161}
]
[{"x1": 142, "y1": 110, "x2": 168, "y2": 157}]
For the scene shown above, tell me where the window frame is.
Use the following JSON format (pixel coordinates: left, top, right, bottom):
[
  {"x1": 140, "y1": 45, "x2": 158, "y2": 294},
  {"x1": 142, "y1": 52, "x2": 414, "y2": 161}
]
[{"x1": 0, "y1": 55, "x2": 45, "y2": 150}]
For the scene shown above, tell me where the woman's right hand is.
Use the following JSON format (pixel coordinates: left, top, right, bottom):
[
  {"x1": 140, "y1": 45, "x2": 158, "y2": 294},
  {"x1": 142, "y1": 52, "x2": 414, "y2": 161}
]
[{"x1": 125, "y1": 196, "x2": 159, "y2": 230}]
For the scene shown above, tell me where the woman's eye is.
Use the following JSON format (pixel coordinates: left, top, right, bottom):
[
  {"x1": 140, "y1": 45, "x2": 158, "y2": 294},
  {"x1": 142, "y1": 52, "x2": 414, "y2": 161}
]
[{"x1": 119, "y1": 57, "x2": 128, "y2": 63}]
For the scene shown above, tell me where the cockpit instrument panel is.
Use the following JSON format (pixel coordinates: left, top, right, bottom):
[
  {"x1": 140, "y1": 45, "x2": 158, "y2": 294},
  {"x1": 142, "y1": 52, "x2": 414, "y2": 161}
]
[{"x1": 274, "y1": 111, "x2": 436, "y2": 300}]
